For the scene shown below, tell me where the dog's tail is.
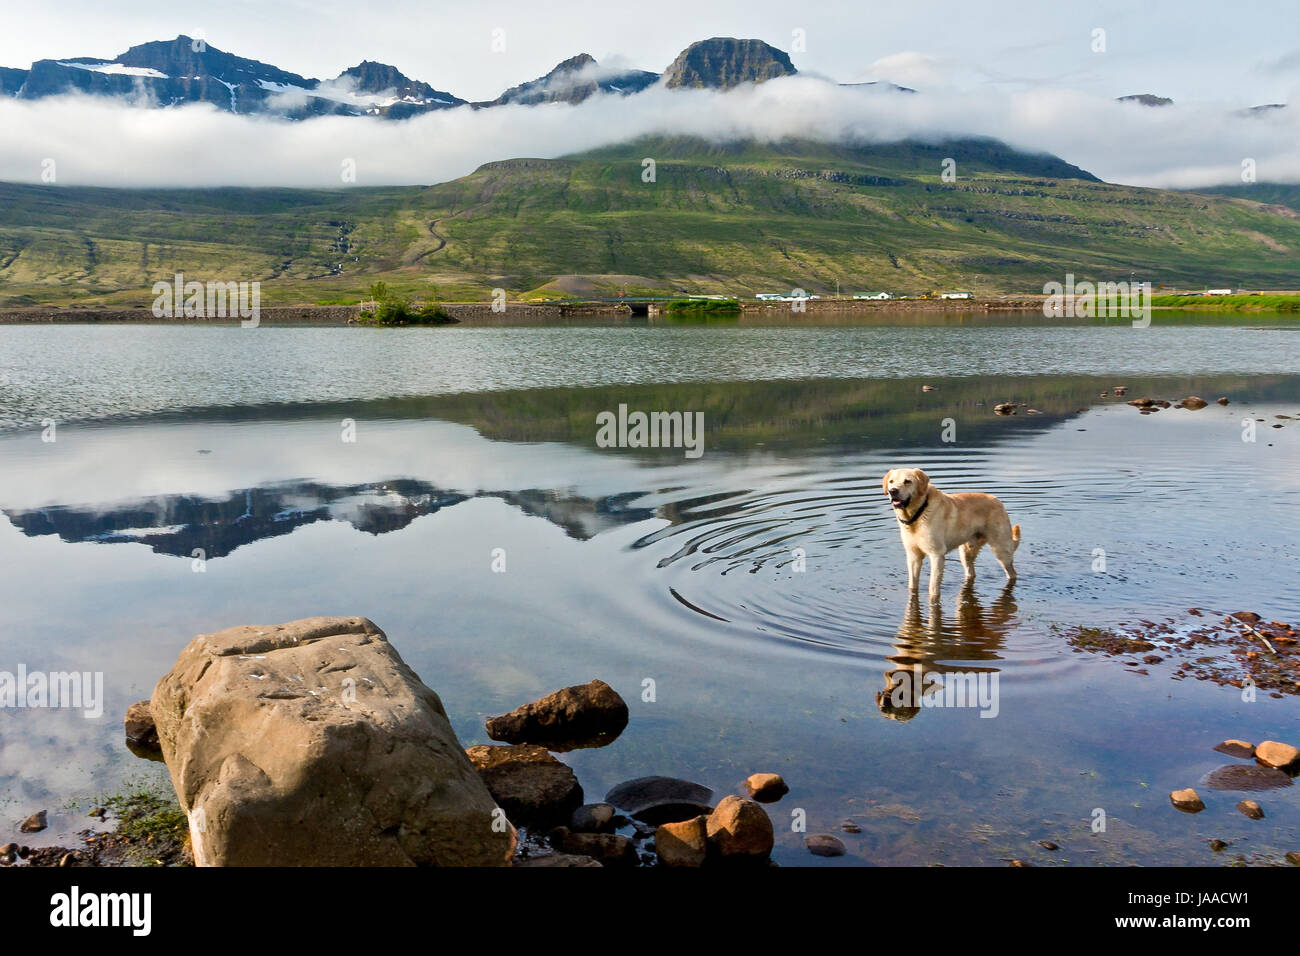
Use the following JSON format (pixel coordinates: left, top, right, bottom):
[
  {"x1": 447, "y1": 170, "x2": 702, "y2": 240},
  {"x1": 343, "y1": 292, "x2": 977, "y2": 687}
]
[{"x1": 1011, "y1": 524, "x2": 1021, "y2": 551}]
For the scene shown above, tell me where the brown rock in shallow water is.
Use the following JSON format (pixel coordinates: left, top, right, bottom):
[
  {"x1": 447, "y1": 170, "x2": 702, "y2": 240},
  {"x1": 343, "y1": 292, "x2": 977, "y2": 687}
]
[
  {"x1": 18, "y1": 811, "x2": 46, "y2": 834},
  {"x1": 465, "y1": 743, "x2": 583, "y2": 828},
  {"x1": 559, "y1": 831, "x2": 637, "y2": 866},
  {"x1": 485, "y1": 679, "x2": 628, "y2": 750},
  {"x1": 1170, "y1": 788, "x2": 1205, "y2": 812},
  {"x1": 1214, "y1": 739, "x2": 1256, "y2": 759},
  {"x1": 605, "y1": 776, "x2": 714, "y2": 824},
  {"x1": 706, "y1": 795, "x2": 774, "y2": 861},
  {"x1": 151, "y1": 616, "x2": 510, "y2": 866},
  {"x1": 1287, "y1": 851, "x2": 1300, "y2": 866},
  {"x1": 994, "y1": 403, "x2": 1016, "y2": 415},
  {"x1": 1217, "y1": 397, "x2": 1229, "y2": 405},
  {"x1": 568, "y1": 803, "x2": 616, "y2": 833},
  {"x1": 1181, "y1": 396, "x2": 1208, "y2": 410},
  {"x1": 1255, "y1": 740, "x2": 1300, "y2": 770},
  {"x1": 805, "y1": 834, "x2": 847, "y2": 857},
  {"x1": 1237, "y1": 800, "x2": 1265, "y2": 820},
  {"x1": 655, "y1": 815, "x2": 709, "y2": 867},
  {"x1": 1204, "y1": 764, "x2": 1292, "y2": 792},
  {"x1": 124, "y1": 700, "x2": 162, "y2": 759},
  {"x1": 744, "y1": 772, "x2": 789, "y2": 802},
  {"x1": 515, "y1": 851, "x2": 602, "y2": 867}
]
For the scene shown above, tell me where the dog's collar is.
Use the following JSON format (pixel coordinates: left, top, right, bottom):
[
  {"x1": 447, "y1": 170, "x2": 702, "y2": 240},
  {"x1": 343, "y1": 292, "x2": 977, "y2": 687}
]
[{"x1": 897, "y1": 493, "x2": 930, "y2": 526}]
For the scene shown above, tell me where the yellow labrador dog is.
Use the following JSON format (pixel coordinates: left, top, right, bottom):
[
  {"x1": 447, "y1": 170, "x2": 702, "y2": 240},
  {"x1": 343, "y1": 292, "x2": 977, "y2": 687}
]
[{"x1": 882, "y1": 467, "x2": 1020, "y2": 601}]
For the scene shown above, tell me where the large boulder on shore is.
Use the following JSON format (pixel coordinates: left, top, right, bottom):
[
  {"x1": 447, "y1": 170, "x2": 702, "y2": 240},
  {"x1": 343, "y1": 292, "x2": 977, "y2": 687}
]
[
  {"x1": 150, "y1": 616, "x2": 511, "y2": 866},
  {"x1": 485, "y1": 679, "x2": 629, "y2": 750}
]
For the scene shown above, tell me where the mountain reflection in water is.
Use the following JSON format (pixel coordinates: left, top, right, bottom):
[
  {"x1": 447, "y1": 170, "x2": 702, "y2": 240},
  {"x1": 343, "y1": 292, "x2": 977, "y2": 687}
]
[{"x1": 3, "y1": 481, "x2": 657, "y2": 559}]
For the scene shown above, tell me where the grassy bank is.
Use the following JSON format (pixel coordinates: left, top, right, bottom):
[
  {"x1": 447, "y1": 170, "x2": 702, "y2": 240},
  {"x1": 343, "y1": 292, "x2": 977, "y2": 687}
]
[
  {"x1": 1153, "y1": 293, "x2": 1300, "y2": 312},
  {"x1": 659, "y1": 298, "x2": 743, "y2": 322}
]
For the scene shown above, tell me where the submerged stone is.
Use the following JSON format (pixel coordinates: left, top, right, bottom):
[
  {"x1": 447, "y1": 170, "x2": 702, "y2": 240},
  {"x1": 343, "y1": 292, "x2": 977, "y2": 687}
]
[{"x1": 606, "y1": 776, "x2": 714, "y2": 824}]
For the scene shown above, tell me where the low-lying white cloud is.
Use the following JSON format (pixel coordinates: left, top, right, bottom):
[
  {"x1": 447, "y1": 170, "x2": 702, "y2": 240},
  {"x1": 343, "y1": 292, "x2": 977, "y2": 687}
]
[{"x1": 0, "y1": 74, "x2": 1296, "y2": 190}]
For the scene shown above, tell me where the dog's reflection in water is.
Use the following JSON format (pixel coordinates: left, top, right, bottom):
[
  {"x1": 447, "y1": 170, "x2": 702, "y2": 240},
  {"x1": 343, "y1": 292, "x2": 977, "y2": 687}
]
[{"x1": 876, "y1": 582, "x2": 1018, "y2": 721}]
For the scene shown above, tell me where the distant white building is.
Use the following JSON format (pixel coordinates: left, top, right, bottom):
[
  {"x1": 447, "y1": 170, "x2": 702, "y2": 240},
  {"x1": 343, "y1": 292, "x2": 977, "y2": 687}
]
[
  {"x1": 1205, "y1": 288, "x2": 1237, "y2": 296},
  {"x1": 940, "y1": 291, "x2": 975, "y2": 299},
  {"x1": 754, "y1": 293, "x2": 785, "y2": 301},
  {"x1": 854, "y1": 292, "x2": 894, "y2": 300}
]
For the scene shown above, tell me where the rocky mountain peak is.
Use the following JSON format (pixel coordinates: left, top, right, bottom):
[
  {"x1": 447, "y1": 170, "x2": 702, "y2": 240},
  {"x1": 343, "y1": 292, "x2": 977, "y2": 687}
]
[{"x1": 661, "y1": 37, "x2": 796, "y2": 90}]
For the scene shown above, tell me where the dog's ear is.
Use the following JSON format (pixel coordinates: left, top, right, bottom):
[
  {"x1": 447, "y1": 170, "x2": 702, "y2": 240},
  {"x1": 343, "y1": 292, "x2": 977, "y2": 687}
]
[
  {"x1": 913, "y1": 469, "x2": 931, "y2": 498},
  {"x1": 881, "y1": 470, "x2": 892, "y2": 496}
]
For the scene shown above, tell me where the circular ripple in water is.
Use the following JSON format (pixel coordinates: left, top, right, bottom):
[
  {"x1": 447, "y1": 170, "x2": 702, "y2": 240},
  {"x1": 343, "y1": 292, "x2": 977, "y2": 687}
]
[{"x1": 624, "y1": 418, "x2": 1300, "y2": 683}]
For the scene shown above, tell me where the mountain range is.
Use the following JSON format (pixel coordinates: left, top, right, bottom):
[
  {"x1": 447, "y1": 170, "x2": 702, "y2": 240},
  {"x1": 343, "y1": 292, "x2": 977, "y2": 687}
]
[
  {"x1": 7, "y1": 33, "x2": 1285, "y2": 120},
  {"x1": 0, "y1": 35, "x2": 902, "y2": 118},
  {"x1": 1, "y1": 35, "x2": 1296, "y2": 302}
]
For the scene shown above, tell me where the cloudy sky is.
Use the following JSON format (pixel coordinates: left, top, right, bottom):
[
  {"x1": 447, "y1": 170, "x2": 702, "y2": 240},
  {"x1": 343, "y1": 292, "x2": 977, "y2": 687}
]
[{"x1": 1, "y1": 0, "x2": 1297, "y2": 188}]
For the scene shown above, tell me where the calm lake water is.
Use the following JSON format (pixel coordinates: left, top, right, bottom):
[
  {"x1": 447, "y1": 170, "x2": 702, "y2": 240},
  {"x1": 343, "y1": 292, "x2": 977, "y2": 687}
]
[{"x1": 1, "y1": 314, "x2": 1298, "y2": 865}]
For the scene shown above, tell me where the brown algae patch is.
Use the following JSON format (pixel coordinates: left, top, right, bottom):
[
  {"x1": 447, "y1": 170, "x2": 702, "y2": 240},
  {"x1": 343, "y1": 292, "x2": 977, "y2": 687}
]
[{"x1": 1058, "y1": 610, "x2": 1300, "y2": 697}]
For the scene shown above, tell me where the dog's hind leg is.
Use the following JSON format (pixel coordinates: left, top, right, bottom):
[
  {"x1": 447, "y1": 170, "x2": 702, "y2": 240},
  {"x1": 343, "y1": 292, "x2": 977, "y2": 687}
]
[
  {"x1": 990, "y1": 536, "x2": 1017, "y2": 585},
  {"x1": 960, "y1": 536, "x2": 984, "y2": 580}
]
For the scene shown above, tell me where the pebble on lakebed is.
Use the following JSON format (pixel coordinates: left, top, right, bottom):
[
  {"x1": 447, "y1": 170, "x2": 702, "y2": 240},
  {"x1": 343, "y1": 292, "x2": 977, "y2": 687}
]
[
  {"x1": 1213, "y1": 739, "x2": 1255, "y2": 759},
  {"x1": 1204, "y1": 764, "x2": 1292, "y2": 792},
  {"x1": 805, "y1": 834, "x2": 847, "y2": 858},
  {"x1": 744, "y1": 772, "x2": 789, "y2": 802},
  {"x1": 1237, "y1": 800, "x2": 1265, "y2": 820},
  {"x1": 1255, "y1": 741, "x2": 1300, "y2": 771},
  {"x1": 1170, "y1": 789, "x2": 1205, "y2": 813}
]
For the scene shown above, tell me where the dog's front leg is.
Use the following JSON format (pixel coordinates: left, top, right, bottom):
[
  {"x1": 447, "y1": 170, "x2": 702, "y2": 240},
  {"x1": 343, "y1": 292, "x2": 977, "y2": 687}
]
[
  {"x1": 927, "y1": 552, "x2": 945, "y2": 602},
  {"x1": 906, "y1": 548, "x2": 924, "y2": 591}
]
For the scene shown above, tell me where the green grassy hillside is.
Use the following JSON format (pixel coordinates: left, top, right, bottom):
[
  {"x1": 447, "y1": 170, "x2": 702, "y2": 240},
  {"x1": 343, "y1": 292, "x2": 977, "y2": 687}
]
[
  {"x1": 1195, "y1": 182, "x2": 1300, "y2": 214},
  {"x1": 1, "y1": 136, "x2": 1298, "y2": 307}
]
